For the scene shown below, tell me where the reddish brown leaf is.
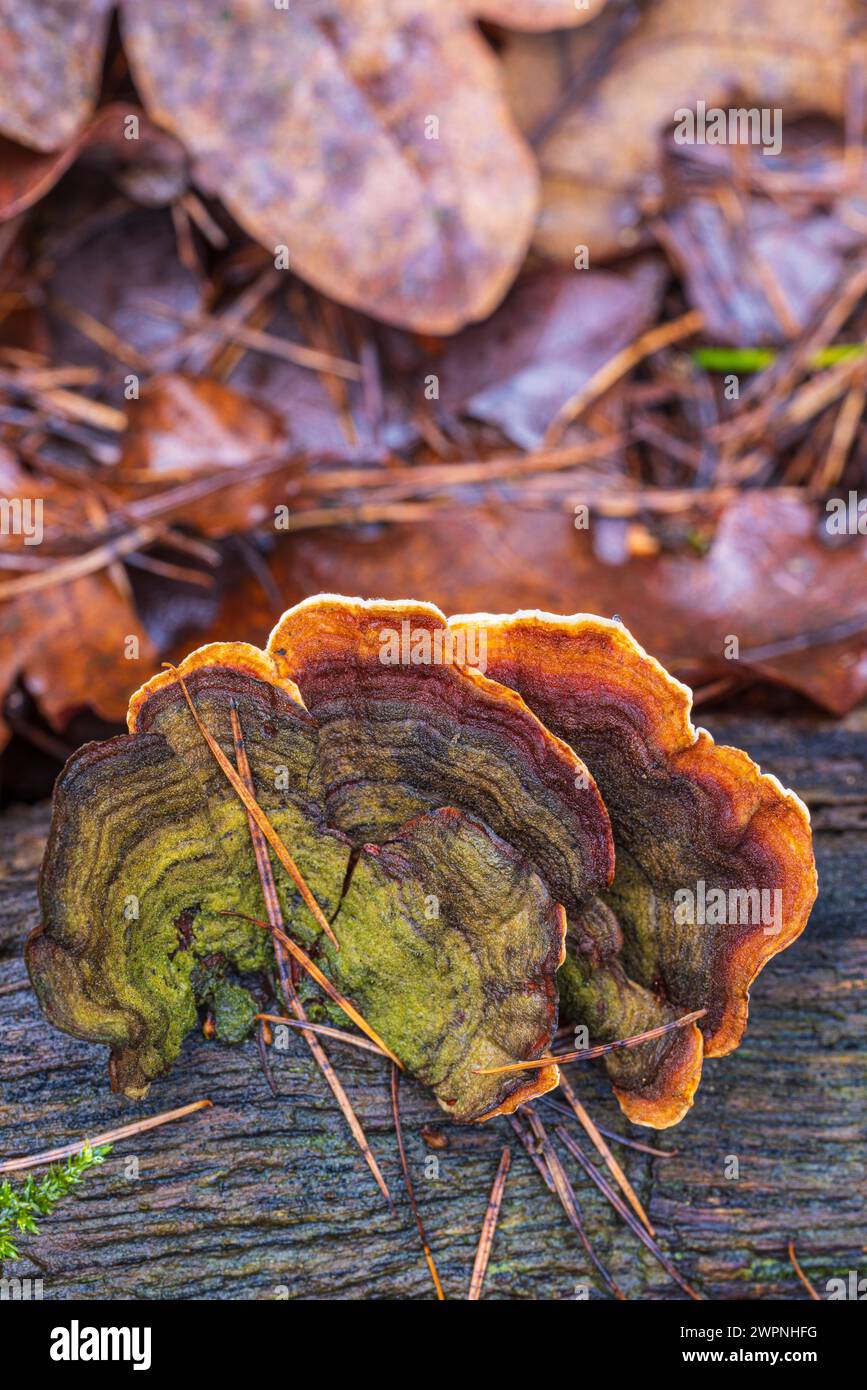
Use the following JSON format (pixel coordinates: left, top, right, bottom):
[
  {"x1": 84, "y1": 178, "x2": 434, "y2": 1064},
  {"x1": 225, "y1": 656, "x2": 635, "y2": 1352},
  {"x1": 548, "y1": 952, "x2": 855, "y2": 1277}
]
[
  {"x1": 121, "y1": 0, "x2": 539, "y2": 332},
  {"x1": 432, "y1": 259, "x2": 667, "y2": 447},
  {"x1": 0, "y1": 0, "x2": 113, "y2": 153},
  {"x1": 0, "y1": 105, "x2": 187, "y2": 223},
  {"x1": 118, "y1": 374, "x2": 282, "y2": 482},
  {"x1": 502, "y1": 0, "x2": 860, "y2": 263},
  {"x1": 114, "y1": 373, "x2": 293, "y2": 538},
  {"x1": 193, "y1": 492, "x2": 867, "y2": 716},
  {"x1": 0, "y1": 450, "x2": 156, "y2": 749},
  {"x1": 472, "y1": 0, "x2": 607, "y2": 29}
]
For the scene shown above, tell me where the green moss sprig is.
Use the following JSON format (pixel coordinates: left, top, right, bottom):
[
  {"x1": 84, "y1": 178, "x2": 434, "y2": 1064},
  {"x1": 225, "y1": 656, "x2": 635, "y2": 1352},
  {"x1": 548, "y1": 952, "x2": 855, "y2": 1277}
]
[{"x1": 0, "y1": 1143, "x2": 112, "y2": 1262}]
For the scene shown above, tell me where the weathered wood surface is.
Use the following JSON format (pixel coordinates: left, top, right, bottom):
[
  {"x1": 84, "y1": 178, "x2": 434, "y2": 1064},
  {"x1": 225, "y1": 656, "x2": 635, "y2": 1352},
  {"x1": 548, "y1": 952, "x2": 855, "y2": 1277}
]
[{"x1": 1, "y1": 711, "x2": 865, "y2": 1300}]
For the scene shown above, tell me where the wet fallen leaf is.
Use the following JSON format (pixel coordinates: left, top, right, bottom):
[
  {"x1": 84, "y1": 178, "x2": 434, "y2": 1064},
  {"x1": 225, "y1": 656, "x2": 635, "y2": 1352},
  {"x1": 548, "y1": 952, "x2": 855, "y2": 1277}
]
[
  {"x1": 46, "y1": 207, "x2": 203, "y2": 382},
  {"x1": 119, "y1": 374, "x2": 284, "y2": 484},
  {"x1": 193, "y1": 492, "x2": 867, "y2": 716},
  {"x1": 661, "y1": 139, "x2": 867, "y2": 345},
  {"x1": 431, "y1": 257, "x2": 667, "y2": 447},
  {"x1": 0, "y1": 105, "x2": 187, "y2": 222},
  {"x1": 666, "y1": 200, "x2": 864, "y2": 347},
  {"x1": 121, "y1": 0, "x2": 539, "y2": 332},
  {"x1": 0, "y1": 0, "x2": 113, "y2": 152},
  {"x1": 226, "y1": 299, "x2": 369, "y2": 454},
  {"x1": 0, "y1": 451, "x2": 157, "y2": 749},
  {"x1": 472, "y1": 0, "x2": 608, "y2": 29},
  {"x1": 116, "y1": 373, "x2": 292, "y2": 536},
  {"x1": 502, "y1": 0, "x2": 864, "y2": 262},
  {"x1": 1, "y1": 573, "x2": 156, "y2": 752}
]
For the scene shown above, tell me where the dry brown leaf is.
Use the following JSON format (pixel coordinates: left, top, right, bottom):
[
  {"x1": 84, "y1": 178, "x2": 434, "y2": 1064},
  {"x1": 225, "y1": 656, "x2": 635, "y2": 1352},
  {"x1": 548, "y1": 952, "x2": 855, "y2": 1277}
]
[
  {"x1": 0, "y1": 105, "x2": 187, "y2": 222},
  {"x1": 119, "y1": 374, "x2": 284, "y2": 483},
  {"x1": 0, "y1": 0, "x2": 113, "y2": 153},
  {"x1": 115, "y1": 373, "x2": 292, "y2": 536},
  {"x1": 191, "y1": 493, "x2": 867, "y2": 716},
  {"x1": 0, "y1": 452, "x2": 157, "y2": 749},
  {"x1": 121, "y1": 0, "x2": 539, "y2": 332},
  {"x1": 472, "y1": 0, "x2": 607, "y2": 30},
  {"x1": 502, "y1": 0, "x2": 865, "y2": 262},
  {"x1": 431, "y1": 258, "x2": 667, "y2": 447}
]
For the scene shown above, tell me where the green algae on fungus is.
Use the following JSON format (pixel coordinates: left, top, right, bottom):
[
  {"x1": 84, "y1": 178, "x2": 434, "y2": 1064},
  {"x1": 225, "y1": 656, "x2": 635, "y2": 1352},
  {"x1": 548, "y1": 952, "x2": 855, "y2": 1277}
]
[
  {"x1": 28, "y1": 627, "x2": 611, "y2": 1122},
  {"x1": 323, "y1": 807, "x2": 567, "y2": 1120}
]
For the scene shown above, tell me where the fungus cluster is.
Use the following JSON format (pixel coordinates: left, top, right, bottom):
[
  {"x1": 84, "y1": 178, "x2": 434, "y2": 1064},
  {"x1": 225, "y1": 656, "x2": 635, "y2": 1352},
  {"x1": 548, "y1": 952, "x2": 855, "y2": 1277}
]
[{"x1": 27, "y1": 596, "x2": 816, "y2": 1128}]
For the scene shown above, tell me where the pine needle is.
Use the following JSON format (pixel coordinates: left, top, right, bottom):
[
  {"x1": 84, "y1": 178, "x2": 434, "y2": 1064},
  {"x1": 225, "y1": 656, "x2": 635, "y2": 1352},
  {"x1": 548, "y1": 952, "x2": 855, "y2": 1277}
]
[
  {"x1": 788, "y1": 1240, "x2": 821, "y2": 1300},
  {"x1": 391, "y1": 1065, "x2": 445, "y2": 1300},
  {"x1": 0, "y1": 1100, "x2": 212, "y2": 1174},
  {"x1": 507, "y1": 1113, "x2": 555, "y2": 1193},
  {"x1": 230, "y1": 705, "x2": 394, "y2": 1208},
  {"x1": 255, "y1": 1021, "x2": 279, "y2": 1097},
  {"x1": 0, "y1": 978, "x2": 30, "y2": 996},
  {"x1": 523, "y1": 1108, "x2": 625, "y2": 1300},
  {"x1": 474, "y1": 1010, "x2": 706, "y2": 1074},
  {"x1": 543, "y1": 308, "x2": 703, "y2": 447},
  {"x1": 557, "y1": 1073, "x2": 655, "y2": 1237},
  {"x1": 468, "y1": 1146, "x2": 511, "y2": 1300},
  {"x1": 556, "y1": 1126, "x2": 702, "y2": 1301},
  {"x1": 538, "y1": 1100, "x2": 676, "y2": 1158},
  {"x1": 255, "y1": 1013, "x2": 387, "y2": 1057},
  {"x1": 220, "y1": 908, "x2": 401, "y2": 1066},
  {"x1": 168, "y1": 665, "x2": 340, "y2": 947}
]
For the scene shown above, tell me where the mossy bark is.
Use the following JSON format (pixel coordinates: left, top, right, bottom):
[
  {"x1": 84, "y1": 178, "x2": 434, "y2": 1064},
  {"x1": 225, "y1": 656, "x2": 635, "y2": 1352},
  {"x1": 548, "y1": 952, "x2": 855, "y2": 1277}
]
[{"x1": 0, "y1": 711, "x2": 864, "y2": 1300}]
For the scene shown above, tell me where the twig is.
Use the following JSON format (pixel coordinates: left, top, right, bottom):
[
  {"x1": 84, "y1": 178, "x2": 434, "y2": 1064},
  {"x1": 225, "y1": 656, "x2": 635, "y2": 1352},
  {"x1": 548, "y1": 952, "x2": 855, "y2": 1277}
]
[
  {"x1": 301, "y1": 434, "x2": 626, "y2": 494},
  {"x1": 542, "y1": 310, "x2": 704, "y2": 447},
  {"x1": 0, "y1": 523, "x2": 160, "y2": 600},
  {"x1": 817, "y1": 362, "x2": 867, "y2": 488},
  {"x1": 124, "y1": 551, "x2": 214, "y2": 587},
  {"x1": 141, "y1": 299, "x2": 362, "y2": 380},
  {"x1": 0, "y1": 368, "x2": 127, "y2": 431},
  {"x1": 737, "y1": 614, "x2": 867, "y2": 664},
  {"x1": 0, "y1": 979, "x2": 30, "y2": 997},
  {"x1": 468, "y1": 1146, "x2": 511, "y2": 1300},
  {"x1": 0, "y1": 1100, "x2": 212, "y2": 1174},
  {"x1": 391, "y1": 1065, "x2": 445, "y2": 1300},
  {"x1": 47, "y1": 294, "x2": 151, "y2": 372}
]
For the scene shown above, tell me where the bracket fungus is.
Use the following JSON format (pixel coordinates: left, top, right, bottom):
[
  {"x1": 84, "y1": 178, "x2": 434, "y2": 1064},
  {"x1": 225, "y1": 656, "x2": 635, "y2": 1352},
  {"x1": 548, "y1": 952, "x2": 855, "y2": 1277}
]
[
  {"x1": 449, "y1": 610, "x2": 818, "y2": 1126},
  {"x1": 27, "y1": 596, "x2": 815, "y2": 1130},
  {"x1": 27, "y1": 599, "x2": 613, "y2": 1123}
]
